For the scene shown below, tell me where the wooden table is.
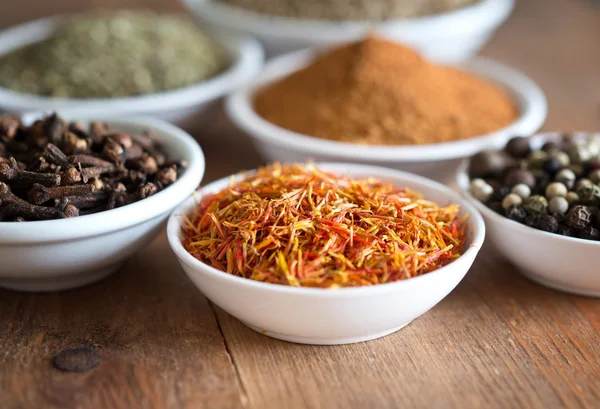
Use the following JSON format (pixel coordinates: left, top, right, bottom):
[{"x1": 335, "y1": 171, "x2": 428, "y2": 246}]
[{"x1": 1, "y1": 1, "x2": 599, "y2": 408}]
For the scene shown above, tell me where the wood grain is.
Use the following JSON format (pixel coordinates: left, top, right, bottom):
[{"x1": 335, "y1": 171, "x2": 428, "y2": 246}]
[
  {"x1": 0, "y1": 234, "x2": 244, "y2": 409},
  {"x1": 216, "y1": 246, "x2": 600, "y2": 409},
  {"x1": 0, "y1": 0, "x2": 599, "y2": 408}
]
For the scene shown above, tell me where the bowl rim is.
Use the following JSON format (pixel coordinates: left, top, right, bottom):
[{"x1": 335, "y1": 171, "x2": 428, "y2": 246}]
[
  {"x1": 0, "y1": 14, "x2": 264, "y2": 112},
  {"x1": 0, "y1": 114, "x2": 205, "y2": 243},
  {"x1": 183, "y1": 0, "x2": 515, "y2": 40},
  {"x1": 455, "y1": 131, "x2": 600, "y2": 248},
  {"x1": 225, "y1": 49, "x2": 547, "y2": 162},
  {"x1": 167, "y1": 162, "x2": 486, "y2": 297}
]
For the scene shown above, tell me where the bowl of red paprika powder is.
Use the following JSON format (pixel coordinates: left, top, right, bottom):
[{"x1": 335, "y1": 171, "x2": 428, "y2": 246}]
[{"x1": 226, "y1": 37, "x2": 547, "y2": 185}]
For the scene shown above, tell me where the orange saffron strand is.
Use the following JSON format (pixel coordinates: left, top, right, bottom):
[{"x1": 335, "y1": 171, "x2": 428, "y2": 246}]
[{"x1": 181, "y1": 163, "x2": 467, "y2": 288}]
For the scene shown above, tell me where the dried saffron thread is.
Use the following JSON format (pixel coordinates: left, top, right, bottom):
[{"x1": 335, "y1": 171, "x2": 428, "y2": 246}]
[{"x1": 182, "y1": 163, "x2": 467, "y2": 288}]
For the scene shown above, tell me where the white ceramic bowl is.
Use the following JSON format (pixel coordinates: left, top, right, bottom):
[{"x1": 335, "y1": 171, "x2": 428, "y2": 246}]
[
  {"x1": 167, "y1": 163, "x2": 485, "y2": 345},
  {"x1": 0, "y1": 115, "x2": 205, "y2": 292},
  {"x1": 456, "y1": 132, "x2": 600, "y2": 297},
  {"x1": 0, "y1": 15, "x2": 264, "y2": 127},
  {"x1": 183, "y1": 0, "x2": 514, "y2": 60},
  {"x1": 226, "y1": 49, "x2": 547, "y2": 185}
]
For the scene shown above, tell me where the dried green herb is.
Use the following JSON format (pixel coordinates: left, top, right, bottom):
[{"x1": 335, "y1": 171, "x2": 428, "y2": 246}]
[{"x1": 0, "y1": 11, "x2": 226, "y2": 98}]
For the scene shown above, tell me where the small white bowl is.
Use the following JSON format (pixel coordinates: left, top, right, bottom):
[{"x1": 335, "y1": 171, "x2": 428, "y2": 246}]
[
  {"x1": 0, "y1": 15, "x2": 264, "y2": 127},
  {"x1": 456, "y1": 133, "x2": 600, "y2": 297},
  {"x1": 167, "y1": 163, "x2": 485, "y2": 345},
  {"x1": 183, "y1": 0, "x2": 514, "y2": 60},
  {"x1": 226, "y1": 49, "x2": 547, "y2": 184},
  {"x1": 0, "y1": 115, "x2": 205, "y2": 292}
]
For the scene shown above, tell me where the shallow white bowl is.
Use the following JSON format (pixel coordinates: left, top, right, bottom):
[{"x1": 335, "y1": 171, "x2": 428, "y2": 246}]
[
  {"x1": 183, "y1": 0, "x2": 514, "y2": 60},
  {"x1": 0, "y1": 115, "x2": 205, "y2": 292},
  {"x1": 167, "y1": 163, "x2": 485, "y2": 345},
  {"x1": 226, "y1": 49, "x2": 547, "y2": 184},
  {"x1": 0, "y1": 15, "x2": 264, "y2": 127},
  {"x1": 456, "y1": 132, "x2": 600, "y2": 297}
]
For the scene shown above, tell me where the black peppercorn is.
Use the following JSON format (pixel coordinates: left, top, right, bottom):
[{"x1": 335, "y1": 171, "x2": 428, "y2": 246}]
[
  {"x1": 532, "y1": 170, "x2": 551, "y2": 195},
  {"x1": 594, "y1": 209, "x2": 600, "y2": 229},
  {"x1": 538, "y1": 214, "x2": 559, "y2": 233},
  {"x1": 586, "y1": 160, "x2": 600, "y2": 173},
  {"x1": 505, "y1": 205, "x2": 527, "y2": 223},
  {"x1": 524, "y1": 215, "x2": 539, "y2": 228},
  {"x1": 488, "y1": 201, "x2": 504, "y2": 215},
  {"x1": 469, "y1": 151, "x2": 509, "y2": 178},
  {"x1": 557, "y1": 224, "x2": 573, "y2": 237},
  {"x1": 579, "y1": 226, "x2": 600, "y2": 241},
  {"x1": 567, "y1": 205, "x2": 592, "y2": 231},
  {"x1": 542, "y1": 157, "x2": 562, "y2": 175},
  {"x1": 505, "y1": 137, "x2": 531, "y2": 159},
  {"x1": 492, "y1": 186, "x2": 510, "y2": 202},
  {"x1": 541, "y1": 141, "x2": 560, "y2": 153},
  {"x1": 504, "y1": 169, "x2": 536, "y2": 188}
]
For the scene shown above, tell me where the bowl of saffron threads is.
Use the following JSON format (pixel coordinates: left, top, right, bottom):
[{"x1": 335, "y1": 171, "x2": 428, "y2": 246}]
[{"x1": 167, "y1": 162, "x2": 485, "y2": 345}]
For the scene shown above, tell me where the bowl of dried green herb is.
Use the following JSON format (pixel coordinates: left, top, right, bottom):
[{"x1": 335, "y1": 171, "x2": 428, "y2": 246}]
[
  {"x1": 167, "y1": 162, "x2": 485, "y2": 345},
  {"x1": 0, "y1": 12, "x2": 263, "y2": 128},
  {"x1": 0, "y1": 112, "x2": 205, "y2": 292}
]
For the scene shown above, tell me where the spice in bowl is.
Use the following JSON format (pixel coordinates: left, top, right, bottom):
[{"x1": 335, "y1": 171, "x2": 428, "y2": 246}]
[
  {"x1": 468, "y1": 132, "x2": 600, "y2": 241},
  {"x1": 254, "y1": 37, "x2": 518, "y2": 146},
  {"x1": 222, "y1": 0, "x2": 480, "y2": 20},
  {"x1": 0, "y1": 11, "x2": 226, "y2": 98},
  {"x1": 0, "y1": 113, "x2": 186, "y2": 221},
  {"x1": 182, "y1": 163, "x2": 467, "y2": 288}
]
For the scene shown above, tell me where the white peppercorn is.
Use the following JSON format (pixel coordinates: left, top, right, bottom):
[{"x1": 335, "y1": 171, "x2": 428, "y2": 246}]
[
  {"x1": 527, "y1": 151, "x2": 548, "y2": 168},
  {"x1": 554, "y1": 168, "x2": 576, "y2": 189},
  {"x1": 586, "y1": 140, "x2": 600, "y2": 157},
  {"x1": 545, "y1": 182, "x2": 568, "y2": 199},
  {"x1": 569, "y1": 145, "x2": 591, "y2": 164},
  {"x1": 511, "y1": 183, "x2": 531, "y2": 200},
  {"x1": 566, "y1": 191, "x2": 580, "y2": 205},
  {"x1": 502, "y1": 193, "x2": 523, "y2": 209},
  {"x1": 549, "y1": 196, "x2": 569, "y2": 215},
  {"x1": 554, "y1": 151, "x2": 570, "y2": 167},
  {"x1": 470, "y1": 180, "x2": 493, "y2": 202}
]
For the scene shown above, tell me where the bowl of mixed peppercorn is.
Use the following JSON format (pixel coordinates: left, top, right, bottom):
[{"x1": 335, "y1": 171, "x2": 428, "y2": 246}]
[
  {"x1": 457, "y1": 132, "x2": 600, "y2": 297},
  {"x1": 0, "y1": 113, "x2": 205, "y2": 292}
]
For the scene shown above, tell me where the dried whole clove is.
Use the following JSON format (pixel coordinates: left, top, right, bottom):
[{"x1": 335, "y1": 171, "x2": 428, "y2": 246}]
[
  {"x1": 28, "y1": 183, "x2": 94, "y2": 205},
  {"x1": 0, "y1": 113, "x2": 182, "y2": 222},
  {"x1": 0, "y1": 116, "x2": 20, "y2": 140},
  {"x1": 0, "y1": 157, "x2": 61, "y2": 187},
  {"x1": 44, "y1": 143, "x2": 72, "y2": 168}
]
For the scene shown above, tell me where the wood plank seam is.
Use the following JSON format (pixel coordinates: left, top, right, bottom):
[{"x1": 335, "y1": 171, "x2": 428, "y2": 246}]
[{"x1": 210, "y1": 301, "x2": 250, "y2": 407}]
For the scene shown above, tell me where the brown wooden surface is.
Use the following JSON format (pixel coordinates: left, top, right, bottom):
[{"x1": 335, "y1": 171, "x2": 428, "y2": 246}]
[{"x1": 0, "y1": 1, "x2": 599, "y2": 408}]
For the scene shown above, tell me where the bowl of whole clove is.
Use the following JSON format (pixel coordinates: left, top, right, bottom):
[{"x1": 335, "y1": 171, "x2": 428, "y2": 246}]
[
  {"x1": 456, "y1": 132, "x2": 600, "y2": 297},
  {"x1": 0, "y1": 112, "x2": 205, "y2": 291}
]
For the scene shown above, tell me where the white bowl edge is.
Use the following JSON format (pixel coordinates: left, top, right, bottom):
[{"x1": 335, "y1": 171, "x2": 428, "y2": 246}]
[{"x1": 183, "y1": 0, "x2": 514, "y2": 44}]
